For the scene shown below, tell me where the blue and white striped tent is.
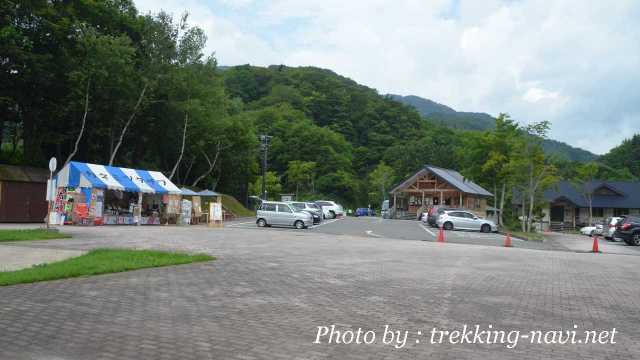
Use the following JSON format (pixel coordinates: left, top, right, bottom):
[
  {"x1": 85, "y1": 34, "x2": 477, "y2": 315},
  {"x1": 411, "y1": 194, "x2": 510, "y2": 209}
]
[{"x1": 55, "y1": 161, "x2": 182, "y2": 194}]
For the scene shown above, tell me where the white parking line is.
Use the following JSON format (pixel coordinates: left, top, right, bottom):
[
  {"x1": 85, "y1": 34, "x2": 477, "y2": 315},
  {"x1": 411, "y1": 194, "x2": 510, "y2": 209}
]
[
  {"x1": 309, "y1": 218, "x2": 342, "y2": 229},
  {"x1": 365, "y1": 230, "x2": 383, "y2": 238},
  {"x1": 418, "y1": 223, "x2": 436, "y2": 237}
]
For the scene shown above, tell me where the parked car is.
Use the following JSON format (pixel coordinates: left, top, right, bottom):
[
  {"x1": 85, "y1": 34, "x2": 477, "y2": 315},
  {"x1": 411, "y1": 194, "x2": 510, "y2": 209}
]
[
  {"x1": 256, "y1": 201, "x2": 313, "y2": 229},
  {"x1": 603, "y1": 217, "x2": 622, "y2": 240},
  {"x1": 614, "y1": 215, "x2": 640, "y2": 246},
  {"x1": 435, "y1": 210, "x2": 497, "y2": 233},
  {"x1": 288, "y1": 202, "x2": 322, "y2": 225},
  {"x1": 314, "y1": 200, "x2": 344, "y2": 219},
  {"x1": 426, "y1": 206, "x2": 459, "y2": 227},
  {"x1": 355, "y1": 208, "x2": 375, "y2": 217},
  {"x1": 579, "y1": 224, "x2": 603, "y2": 236}
]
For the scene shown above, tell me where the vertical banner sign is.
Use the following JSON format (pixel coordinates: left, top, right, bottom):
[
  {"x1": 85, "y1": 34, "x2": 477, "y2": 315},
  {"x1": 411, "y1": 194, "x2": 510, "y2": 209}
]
[{"x1": 210, "y1": 202, "x2": 222, "y2": 221}]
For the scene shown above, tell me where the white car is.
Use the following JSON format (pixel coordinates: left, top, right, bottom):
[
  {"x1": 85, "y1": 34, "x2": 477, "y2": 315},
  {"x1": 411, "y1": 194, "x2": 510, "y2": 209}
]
[
  {"x1": 603, "y1": 217, "x2": 622, "y2": 240},
  {"x1": 580, "y1": 224, "x2": 603, "y2": 236},
  {"x1": 435, "y1": 210, "x2": 497, "y2": 233},
  {"x1": 314, "y1": 200, "x2": 344, "y2": 219}
]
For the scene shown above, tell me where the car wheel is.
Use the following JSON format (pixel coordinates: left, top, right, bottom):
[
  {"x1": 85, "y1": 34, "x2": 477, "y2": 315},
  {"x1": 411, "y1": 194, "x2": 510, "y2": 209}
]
[
  {"x1": 481, "y1": 224, "x2": 491, "y2": 233},
  {"x1": 443, "y1": 222, "x2": 454, "y2": 231},
  {"x1": 294, "y1": 220, "x2": 305, "y2": 229},
  {"x1": 589, "y1": 230, "x2": 595, "y2": 236},
  {"x1": 632, "y1": 234, "x2": 640, "y2": 246},
  {"x1": 257, "y1": 218, "x2": 267, "y2": 227},
  {"x1": 329, "y1": 211, "x2": 336, "y2": 219}
]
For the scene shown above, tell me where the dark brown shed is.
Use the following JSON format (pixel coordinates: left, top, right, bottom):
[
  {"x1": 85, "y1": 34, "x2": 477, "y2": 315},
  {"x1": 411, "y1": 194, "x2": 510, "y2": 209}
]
[{"x1": 0, "y1": 165, "x2": 49, "y2": 222}]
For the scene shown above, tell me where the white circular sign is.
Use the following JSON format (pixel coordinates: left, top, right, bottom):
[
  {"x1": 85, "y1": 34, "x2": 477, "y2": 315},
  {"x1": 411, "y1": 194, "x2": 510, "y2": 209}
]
[{"x1": 48, "y1": 157, "x2": 57, "y2": 172}]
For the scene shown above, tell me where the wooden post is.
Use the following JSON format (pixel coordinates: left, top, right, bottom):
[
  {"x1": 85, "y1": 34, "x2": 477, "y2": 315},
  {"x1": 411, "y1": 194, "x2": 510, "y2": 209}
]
[
  {"x1": 393, "y1": 192, "x2": 397, "y2": 219},
  {"x1": 459, "y1": 192, "x2": 463, "y2": 208}
]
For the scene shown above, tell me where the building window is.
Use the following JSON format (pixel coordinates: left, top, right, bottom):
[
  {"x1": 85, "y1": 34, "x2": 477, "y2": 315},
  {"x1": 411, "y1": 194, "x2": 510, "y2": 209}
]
[
  {"x1": 474, "y1": 198, "x2": 481, "y2": 209},
  {"x1": 592, "y1": 208, "x2": 604, "y2": 217},
  {"x1": 614, "y1": 208, "x2": 629, "y2": 216}
]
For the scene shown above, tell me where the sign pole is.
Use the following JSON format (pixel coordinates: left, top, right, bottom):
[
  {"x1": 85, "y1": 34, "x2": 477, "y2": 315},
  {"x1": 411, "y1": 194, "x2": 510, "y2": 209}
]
[{"x1": 46, "y1": 157, "x2": 57, "y2": 229}]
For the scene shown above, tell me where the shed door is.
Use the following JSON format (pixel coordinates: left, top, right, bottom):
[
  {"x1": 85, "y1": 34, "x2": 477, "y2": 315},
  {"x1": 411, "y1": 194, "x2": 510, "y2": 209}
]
[
  {"x1": 550, "y1": 205, "x2": 564, "y2": 222},
  {"x1": 0, "y1": 181, "x2": 47, "y2": 222}
]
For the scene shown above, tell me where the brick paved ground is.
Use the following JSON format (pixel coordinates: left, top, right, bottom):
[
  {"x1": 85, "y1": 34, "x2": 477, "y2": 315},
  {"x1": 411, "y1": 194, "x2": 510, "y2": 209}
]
[{"x1": 1, "y1": 225, "x2": 639, "y2": 359}]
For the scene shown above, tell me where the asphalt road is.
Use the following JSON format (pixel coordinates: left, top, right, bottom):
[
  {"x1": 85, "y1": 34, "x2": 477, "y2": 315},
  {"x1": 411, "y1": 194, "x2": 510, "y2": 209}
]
[{"x1": 229, "y1": 216, "x2": 567, "y2": 251}]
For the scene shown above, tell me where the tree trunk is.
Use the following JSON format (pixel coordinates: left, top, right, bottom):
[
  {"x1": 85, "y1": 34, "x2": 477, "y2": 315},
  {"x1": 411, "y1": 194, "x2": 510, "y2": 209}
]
[
  {"x1": 108, "y1": 82, "x2": 148, "y2": 165},
  {"x1": 498, "y1": 182, "x2": 506, "y2": 227},
  {"x1": 169, "y1": 112, "x2": 188, "y2": 180},
  {"x1": 520, "y1": 193, "x2": 527, "y2": 233},
  {"x1": 527, "y1": 192, "x2": 535, "y2": 233},
  {"x1": 183, "y1": 157, "x2": 195, "y2": 185},
  {"x1": 64, "y1": 79, "x2": 91, "y2": 166},
  {"x1": 191, "y1": 142, "x2": 221, "y2": 187}
]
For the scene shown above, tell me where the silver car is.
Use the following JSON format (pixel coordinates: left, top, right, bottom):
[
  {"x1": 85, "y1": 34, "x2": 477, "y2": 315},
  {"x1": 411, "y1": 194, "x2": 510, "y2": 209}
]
[
  {"x1": 256, "y1": 201, "x2": 313, "y2": 229},
  {"x1": 436, "y1": 210, "x2": 497, "y2": 233}
]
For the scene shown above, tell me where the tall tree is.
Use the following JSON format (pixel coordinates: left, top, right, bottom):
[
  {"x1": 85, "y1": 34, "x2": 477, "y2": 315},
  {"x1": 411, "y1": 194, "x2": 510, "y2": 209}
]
[
  {"x1": 572, "y1": 162, "x2": 599, "y2": 226},
  {"x1": 286, "y1": 161, "x2": 317, "y2": 198}
]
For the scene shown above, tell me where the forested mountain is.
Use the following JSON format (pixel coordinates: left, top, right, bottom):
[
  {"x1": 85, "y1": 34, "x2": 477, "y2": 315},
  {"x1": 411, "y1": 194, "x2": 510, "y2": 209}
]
[
  {"x1": 599, "y1": 134, "x2": 640, "y2": 178},
  {"x1": 390, "y1": 94, "x2": 598, "y2": 162}
]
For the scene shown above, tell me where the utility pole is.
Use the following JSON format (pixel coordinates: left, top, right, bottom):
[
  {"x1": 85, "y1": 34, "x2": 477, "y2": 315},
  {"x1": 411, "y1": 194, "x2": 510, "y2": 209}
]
[{"x1": 259, "y1": 135, "x2": 272, "y2": 200}]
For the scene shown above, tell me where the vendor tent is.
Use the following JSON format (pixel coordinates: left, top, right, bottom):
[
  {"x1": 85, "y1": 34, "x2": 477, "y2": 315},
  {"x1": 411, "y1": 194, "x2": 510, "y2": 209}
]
[
  {"x1": 180, "y1": 187, "x2": 199, "y2": 196},
  {"x1": 56, "y1": 161, "x2": 181, "y2": 194},
  {"x1": 198, "y1": 190, "x2": 220, "y2": 196}
]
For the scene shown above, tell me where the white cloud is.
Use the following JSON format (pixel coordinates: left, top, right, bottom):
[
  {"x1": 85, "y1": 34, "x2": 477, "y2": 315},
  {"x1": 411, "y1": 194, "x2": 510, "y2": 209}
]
[
  {"x1": 134, "y1": 0, "x2": 640, "y2": 155},
  {"x1": 522, "y1": 87, "x2": 564, "y2": 103}
]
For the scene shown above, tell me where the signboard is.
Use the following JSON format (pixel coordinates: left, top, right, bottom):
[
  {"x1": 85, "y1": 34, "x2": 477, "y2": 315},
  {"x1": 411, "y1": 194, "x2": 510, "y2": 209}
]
[
  {"x1": 210, "y1": 202, "x2": 222, "y2": 221},
  {"x1": 48, "y1": 157, "x2": 57, "y2": 172}
]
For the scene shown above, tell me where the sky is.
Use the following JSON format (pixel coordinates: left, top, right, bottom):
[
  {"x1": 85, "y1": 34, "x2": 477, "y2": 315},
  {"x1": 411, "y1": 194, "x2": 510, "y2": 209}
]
[{"x1": 134, "y1": 0, "x2": 640, "y2": 155}]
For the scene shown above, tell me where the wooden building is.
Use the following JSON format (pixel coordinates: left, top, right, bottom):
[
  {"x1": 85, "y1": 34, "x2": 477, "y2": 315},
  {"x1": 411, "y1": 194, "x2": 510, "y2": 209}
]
[
  {"x1": 389, "y1": 165, "x2": 493, "y2": 219},
  {"x1": 0, "y1": 165, "x2": 49, "y2": 222}
]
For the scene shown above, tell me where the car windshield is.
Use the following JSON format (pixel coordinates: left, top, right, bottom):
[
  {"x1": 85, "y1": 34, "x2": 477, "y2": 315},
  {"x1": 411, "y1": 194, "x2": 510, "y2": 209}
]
[
  {"x1": 316, "y1": 201, "x2": 332, "y2": 206},
  {"x1": 307, "y1": 203, "x2": 320, "y2": 209}
]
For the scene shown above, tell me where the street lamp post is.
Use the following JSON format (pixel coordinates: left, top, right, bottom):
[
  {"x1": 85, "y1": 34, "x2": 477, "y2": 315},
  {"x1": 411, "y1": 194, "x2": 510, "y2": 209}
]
[{"x1": 259, "y1": 135, "x2": 272, "y2": 200}]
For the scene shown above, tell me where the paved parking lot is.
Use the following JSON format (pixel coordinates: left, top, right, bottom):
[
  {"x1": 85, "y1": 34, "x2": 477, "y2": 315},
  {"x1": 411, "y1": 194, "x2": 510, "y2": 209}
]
[
  {"x1": 231, "y1": 216, "x2": 567, "y2": 251},
  {"x1": 1, "y1": 223, "x2": 640, "y2": 359}
]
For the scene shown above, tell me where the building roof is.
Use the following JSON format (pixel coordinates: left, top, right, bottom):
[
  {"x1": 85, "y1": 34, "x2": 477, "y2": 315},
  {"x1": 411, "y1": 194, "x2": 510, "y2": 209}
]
[
  {"x1": 0, "y1": 165, "x2": 49, "y2": 183},
  {"x1": 198, "y1": 189, "x2": 220, "y2": 196},
  {"x1": 390, "y1": 165, "x2": 493, "y2": 197},
  {"x1": 543, "y1": 180, "x2": 640, "y2": 209}
]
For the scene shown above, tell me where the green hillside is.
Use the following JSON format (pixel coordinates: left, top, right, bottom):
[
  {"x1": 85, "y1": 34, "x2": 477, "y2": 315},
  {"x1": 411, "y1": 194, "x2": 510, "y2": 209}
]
[{"x1": 390, "y1": 94, "x2": 597, "y2": 162}]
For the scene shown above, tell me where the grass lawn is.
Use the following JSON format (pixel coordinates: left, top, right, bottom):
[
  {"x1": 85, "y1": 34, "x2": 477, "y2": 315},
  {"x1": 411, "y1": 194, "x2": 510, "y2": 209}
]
[
  {"x1": 0, "y1": 249, "x2": 214, "y2": 286},
  {"x1": 0, "y1": 228, "x2": 71, "y2": 242}
]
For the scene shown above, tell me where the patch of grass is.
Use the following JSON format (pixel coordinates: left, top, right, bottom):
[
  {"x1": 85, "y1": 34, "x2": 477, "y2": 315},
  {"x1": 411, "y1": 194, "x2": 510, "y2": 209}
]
[
  {"x1": 221, "y1": 193, "x2": 255, "y2": 217},
  {"x1": 0, "y1": 229, "x2": 71, "y2": 242},
  {"x1": 0, "y1": 249, "x2": 214, "y2": 286}
]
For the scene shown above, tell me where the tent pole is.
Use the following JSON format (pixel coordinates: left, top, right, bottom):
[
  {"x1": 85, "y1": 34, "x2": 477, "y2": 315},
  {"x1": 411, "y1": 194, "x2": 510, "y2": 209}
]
[{"x1": 136, "y1": 192, "x2": 143, "y2": 226}]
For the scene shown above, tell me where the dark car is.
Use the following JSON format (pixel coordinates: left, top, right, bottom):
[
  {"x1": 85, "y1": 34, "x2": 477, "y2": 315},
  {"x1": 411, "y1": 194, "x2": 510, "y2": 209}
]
[{"x1": 614, "y1": 215, "x2": 640, "y2": 246}]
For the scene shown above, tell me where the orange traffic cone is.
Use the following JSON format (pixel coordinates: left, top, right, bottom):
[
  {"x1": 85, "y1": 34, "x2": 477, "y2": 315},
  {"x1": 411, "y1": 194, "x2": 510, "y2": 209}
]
[
  {"x1": 504, "y1": 233, "x2": 512, "y2": 247},
  {"x1": 437, "y1": 226, "x2": 445, "y2": 242},
  {"x1": 592, "y1": 235, "x2": 600, "y2": 253}
]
